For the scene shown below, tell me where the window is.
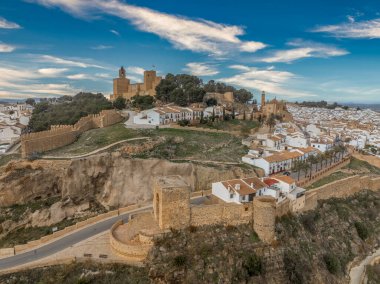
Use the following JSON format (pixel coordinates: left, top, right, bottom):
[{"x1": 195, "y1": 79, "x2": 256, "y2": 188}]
[{"x1": 230, "y1": 193, "x2": 234, "y2": 199}]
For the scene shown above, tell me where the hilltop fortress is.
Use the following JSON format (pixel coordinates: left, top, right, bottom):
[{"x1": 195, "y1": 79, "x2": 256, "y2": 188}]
[
  {"x1": 21, "y1": 109, "x2": 122, "y2": 158},
  {"x1": 111, "y1": 67, "x2": 162, "y2": 101},
  {"x1": 109, "y1": 174, "x2": 380, "y2": 261}
]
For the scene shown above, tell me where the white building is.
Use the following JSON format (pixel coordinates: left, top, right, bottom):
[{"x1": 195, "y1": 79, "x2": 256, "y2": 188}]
[
  {"x1": 311, "y1": 137, "x2": 335, "y2": 152},
  {"x1": 212, "y1": 177, "x2": 268, "y2": 204}
]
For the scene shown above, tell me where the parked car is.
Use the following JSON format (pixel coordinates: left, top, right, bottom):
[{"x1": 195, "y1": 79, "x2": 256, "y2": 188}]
[{"x1": 283, "y1": 171, "x2": 291, "y2": 176}]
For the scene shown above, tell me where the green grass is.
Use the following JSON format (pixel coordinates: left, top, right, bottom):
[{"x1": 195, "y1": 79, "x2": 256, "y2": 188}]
[
  {"x1": 0, "y1": 153, "x2": 20, "y2": 167},
  {"x1": 46, "y1": 124, "x2": 248, "y2": 163},
  {"x1": 344, "y1": 157, "x2": 380, "y2": 174},
  {"x1": 194, "y1": 119, "x2": 259, "y2": 135},
  {"x1": 46, "y1": 123, "x2": 144, "y2": 156},
  {"x1": 133, "y1": 128, "x2": 248, "y2": 162},
  {"x1": 307, "y1": 171, "x2": 353, "y2": 190}
]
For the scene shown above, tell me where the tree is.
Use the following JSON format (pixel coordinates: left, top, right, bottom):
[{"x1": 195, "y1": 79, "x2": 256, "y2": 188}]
[
  {"x1": 206, "y1": 98, "x2": 217, "y2": 106},
  {"x1": 292, "y1": 160, "x2": 304, "y2": 181},
  {"x1": 25, "y1": 98, "x2": 36, "y2": 106},
  {"x1": 130, "y1": 95, "x2": 154, "y2": 110},
  {"x1": 28, "y1": 92, "x2": 112, "y2": 132},
  {"x1": 234, "y1": 89, "x2": 253, "y2": 104},
  {"x1": 266, "y1": 114, "x2": 276, "y2": 130},
  {"x1": 243, "y1": 110, "x2": 246, "y2": 120},
  {"x1": 306, "y1": 155, "x2": 318, "y2": 178},
  {"x1": 231, "y1": 108, "x2": 236, "y2": 119},
  {"x1": 113, "y1": 96, "x2": 126, "y2": 110}
]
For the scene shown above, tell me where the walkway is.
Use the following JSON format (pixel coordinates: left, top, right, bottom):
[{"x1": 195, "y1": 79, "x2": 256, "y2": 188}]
[
  {"x1": 350, "y1": 248, "x2": 380, "y2": 284},
  {"x1": 42, "y1": 137, "x2": 150, "y2": 159}
]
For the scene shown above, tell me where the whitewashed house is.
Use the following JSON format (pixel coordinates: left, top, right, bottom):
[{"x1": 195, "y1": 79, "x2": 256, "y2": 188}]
[
  {"x1": 311, "y1": 137, "x2": 335, "y2": 152},
  {"x1": 212, "y1": 177, "x2": 267, "y2": 204}
]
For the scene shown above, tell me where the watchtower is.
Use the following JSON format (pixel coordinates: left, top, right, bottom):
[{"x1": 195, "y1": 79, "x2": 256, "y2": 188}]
[
  {"x1": 153, "y1": 176, "x2": 191, "y2": 230},
  {"x1": 253, "y1": 196, "x2": 276, "y2": 244}
]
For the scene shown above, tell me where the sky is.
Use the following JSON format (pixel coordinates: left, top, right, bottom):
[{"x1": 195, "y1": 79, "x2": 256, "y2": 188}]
[{"x1": 1, "y1": 0, "x2": 380, "y2": 103}]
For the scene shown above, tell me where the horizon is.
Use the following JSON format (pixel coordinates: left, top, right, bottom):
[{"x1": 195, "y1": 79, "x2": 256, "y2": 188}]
[{"x1": 1, "y1": 0, "x2": 380, "y2": 103}]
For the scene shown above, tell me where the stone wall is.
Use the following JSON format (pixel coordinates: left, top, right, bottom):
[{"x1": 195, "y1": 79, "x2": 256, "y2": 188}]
[
  {"x1": 190, "y1": 203, "x2": 252, "y2": 227},
  {"x1": 21, "y1": 109, "x2": 122, "y2": 157}
]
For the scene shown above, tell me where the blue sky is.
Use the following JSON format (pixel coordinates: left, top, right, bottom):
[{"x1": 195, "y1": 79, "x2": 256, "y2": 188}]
[{"x1": 1, "y1": 0, "x2": 380, "y2": 103}]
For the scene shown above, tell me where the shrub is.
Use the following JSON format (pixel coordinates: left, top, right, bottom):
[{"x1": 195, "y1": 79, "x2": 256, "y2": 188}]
[
  {"x1": 323, "y1": 254, "x2": 341, "y2": 274},
  {"x1": 354, "y1": 222, "x2": 369, "y2": 240},
  {"x1": 178, "y1": 119, "x2": 190, "y2": 127},
  {"x1": 243, "y1": 254, "x2": 263, "y2": 276},
  {"x1": 173, "y1": 255, "x2": 187, "y2": 267}
]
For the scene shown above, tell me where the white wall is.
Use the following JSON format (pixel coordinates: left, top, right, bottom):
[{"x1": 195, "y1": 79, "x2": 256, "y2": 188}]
[{"x1": 212, "y1": 182, "x2": 240, "y2": 204}]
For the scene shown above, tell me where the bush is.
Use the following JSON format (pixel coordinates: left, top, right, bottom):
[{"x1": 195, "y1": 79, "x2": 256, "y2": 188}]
[
  {"x1": 173, "y1": 255, "x2": 187, "y2": 267},
  {"x1": 178, "y1": 119, "x2": 190, "y2": 127},
  {"x1": 323, "y1": 254, "x2": 341, "y2": 274},
  {"x1": 243, "y1": 254, "x2": 263, "y2": 276},
  {"x1": 113, "y1": 96, "x2": 126, "y2": 110},
  {"x1": 354, "y1": 222, "x2": 369, "y2": 240}
]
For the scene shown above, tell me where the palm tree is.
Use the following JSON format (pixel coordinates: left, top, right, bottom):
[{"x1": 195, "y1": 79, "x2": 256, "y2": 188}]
[
  {"x1": 292, "y1": 160, "x2": 303, "y2": 181},
  {"x1": 307, "y1": 155, "x2": 318, "y2": 177},
  {"x1": 302, "y1": 162, "x2": 311, "y2": 179}
]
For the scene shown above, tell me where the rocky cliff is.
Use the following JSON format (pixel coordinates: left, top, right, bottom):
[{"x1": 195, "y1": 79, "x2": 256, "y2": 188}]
[{"x1": 0, "y1": 153, "x2": 258, "y2": 208}]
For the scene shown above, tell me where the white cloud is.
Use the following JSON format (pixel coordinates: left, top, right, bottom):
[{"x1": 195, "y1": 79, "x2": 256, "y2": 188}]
[
  {"x1": 0, "y1": 43, "x2": 16, "y2": 52},
  {"x1": 91, "y1": 45, "x2": 113, "y2": 50},
  {"x1": 0, "y1": 65, "x2": 78, "y2": 98},
  {"x1": 219, "y1": 65, "x2": 316, "y2": 98},
  {"x1": 38, "y1": 68, "x2": 68, "y2": 76},
  {"x1": 110, "y1": 29, "x2": 120, "y2": 36},
  {"x1": 95, "y1": 73, "x2": 111, "y2": 78},
  {"x1": 313, "y1": 18, "x2": 380, "y2": 38},
  {"x1": 184, "y1": 62, "x2": 219, "y2": 76},
  {"x1": 126, "y1": 66, "x2": 145, "y2": 76},
  {"x1": 0, "y1": 17, "x2": 21, "y2": 29},
  {"x1": 67, "y1": 73, "x2": 93, "y2": 80},
  {"x1": 36, "y1": 55, "x2": 105, "y2": 68},
  {"x1": 259, "y1": 40, "x2": 348, "y2": 63},
  {"x1": 30, "y1": 0, "x2": 266, "y2": 56}
]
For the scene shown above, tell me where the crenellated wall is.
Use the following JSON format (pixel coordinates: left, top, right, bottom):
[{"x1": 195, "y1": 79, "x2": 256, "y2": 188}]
[{"x1": 21, "y1": 109, "x2": 122, "y2": 157}]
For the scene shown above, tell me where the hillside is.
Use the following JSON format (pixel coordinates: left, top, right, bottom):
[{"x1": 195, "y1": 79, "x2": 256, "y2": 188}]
[{"x1": 1, "y1": 189, "x2": 378, "y2": 283}]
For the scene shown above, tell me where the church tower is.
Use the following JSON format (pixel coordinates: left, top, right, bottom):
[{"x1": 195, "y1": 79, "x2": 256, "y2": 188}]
[
  {"x1": 261, "y1": 91, "x2": 266, "y2": 107},
  {"x1": 113, "y1": 66, "x2": 130, "y2": 100}
]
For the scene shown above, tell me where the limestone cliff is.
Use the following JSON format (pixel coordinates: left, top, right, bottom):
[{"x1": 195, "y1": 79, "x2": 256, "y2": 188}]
[
  {"x1": 0, "y1": 153, "x2": 257, "y2": 208},
  {"x1": 62, "y1": 153, "x2": 257, "y2": 208}
]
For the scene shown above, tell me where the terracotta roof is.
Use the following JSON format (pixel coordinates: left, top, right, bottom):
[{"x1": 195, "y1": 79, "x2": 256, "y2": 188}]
[
  {"x1": 273, "y1": 175, "x2": 296, "y2": 184},
  {"x1": 241, "y1": 177, "x2": 267, "y2": 190},
  {"x1": 221, "y1": 178, "x2": 257, "y2": 196},
  {"x1": 264, "y1": 178, "x2": 279, "y2": 186}
]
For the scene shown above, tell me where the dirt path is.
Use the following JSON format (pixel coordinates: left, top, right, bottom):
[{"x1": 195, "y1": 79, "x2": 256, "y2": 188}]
[
  {"x1": 42, "y1": 137, "x2": 150, "y2": 159},
  {"x1": 350, "y1": 248, "x2": 380, "y2": 284}
]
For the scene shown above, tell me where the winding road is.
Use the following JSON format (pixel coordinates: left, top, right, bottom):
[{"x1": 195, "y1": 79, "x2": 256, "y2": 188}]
[{"x1": 0, "y1": 197, "x2": 205, "y2": 270}]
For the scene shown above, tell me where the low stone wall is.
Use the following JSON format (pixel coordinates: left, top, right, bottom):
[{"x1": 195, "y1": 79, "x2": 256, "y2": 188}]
[
  {"x1": 0, "y1": 248, "x2": 14, "y2": 259},
  {"x1": 296, "y1": 157, "x2": 351, "y2": 188},
  {"x1": 109, "y1": 220, "x2": 152, "y2": 259},
  {"x1": 21, "y1": 109, "x2": 123, "y2": 157}
]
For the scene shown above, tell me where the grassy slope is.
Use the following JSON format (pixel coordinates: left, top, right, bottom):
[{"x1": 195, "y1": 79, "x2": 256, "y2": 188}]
[
  {"x1": 46, "y1": 124, "x2": 248, "y2": 163},
  {"x1": 307, "y1": 171, "x2": 352, "y2": 189}
]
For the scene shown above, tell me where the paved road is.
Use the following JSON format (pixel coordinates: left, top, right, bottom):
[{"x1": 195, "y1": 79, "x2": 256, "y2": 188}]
[{"x1": 0, "y1": 197, "x2": 205, "y2": 270}]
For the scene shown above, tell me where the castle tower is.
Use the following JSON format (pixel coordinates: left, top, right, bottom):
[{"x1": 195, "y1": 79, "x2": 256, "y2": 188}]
[
  {"x1": 153, "y1": 176, "x2": 191, "y2": 230},
  {"x1": 143, "y1": 70, "x2": 157, "y2": 91},
  {"x1": 261, "y1": 91, "x2": 266, "y2": 107},
  {"x1": 113, "y1": 66, "x2": 130, "y2": 100},
  {"x1": 253, "y1": 196, "x2": 276, "y2": 244}
]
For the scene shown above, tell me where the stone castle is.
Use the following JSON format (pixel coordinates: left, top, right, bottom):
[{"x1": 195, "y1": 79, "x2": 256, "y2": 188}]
[
  {"x1": 110, "y1": 174, "x2": 380, "y2": 261},
  {"x1": 258, "y1": 91, "x2": 292, "y2": 121},
  {"x1": 21, "y1": 109, "x2": 122, "y2": 157},
  {"x1": 110, "y1": 67, "x2": 162, "y2": 101}
]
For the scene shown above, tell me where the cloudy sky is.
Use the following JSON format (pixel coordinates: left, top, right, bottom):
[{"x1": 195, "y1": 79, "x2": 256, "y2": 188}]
[{"x1": 1, "y1": 0, "x2": 380, "y2": 102}]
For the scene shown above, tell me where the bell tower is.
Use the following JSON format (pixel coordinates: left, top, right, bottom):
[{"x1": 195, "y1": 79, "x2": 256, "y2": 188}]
[{"x1": 261, "y1": 91, "x2": 266, "y2": 107}]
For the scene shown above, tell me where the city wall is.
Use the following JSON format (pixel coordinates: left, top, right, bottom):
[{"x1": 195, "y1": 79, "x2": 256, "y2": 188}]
[{"x1": 21, "y1": 109, "x2": 122, "y2": 157}]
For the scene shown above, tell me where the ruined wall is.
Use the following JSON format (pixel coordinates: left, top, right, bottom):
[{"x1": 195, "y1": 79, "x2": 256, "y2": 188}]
[
  {"x1": 21, "y1": 109, "x2": 122, "y2": 157},
  {"x1": 253, "y1": 196, "x2": 276, "y2": 244}
]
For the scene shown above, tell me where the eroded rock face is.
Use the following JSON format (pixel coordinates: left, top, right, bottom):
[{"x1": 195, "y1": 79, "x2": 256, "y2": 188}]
[
  {"x1": 0, "y1": 153, "x2": 257, "y2": 208},
  {"x1": 62, "y1": 153, "x2": 256, "y2": 208},
  {"x1": 0, "y1": 160, "x2": 69, "y2": 207}
]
